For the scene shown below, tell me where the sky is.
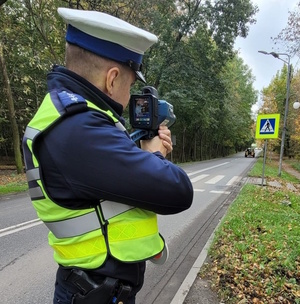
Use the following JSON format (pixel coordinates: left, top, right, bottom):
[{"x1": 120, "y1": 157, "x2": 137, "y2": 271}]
[{"x1": 234, "y1": 0, "x2": 299, "y2": 113}]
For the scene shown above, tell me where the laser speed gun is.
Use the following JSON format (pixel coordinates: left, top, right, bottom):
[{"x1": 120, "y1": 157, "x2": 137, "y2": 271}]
[{"x1": 129, "y1": 86, "x2": 176, "y2": 141}]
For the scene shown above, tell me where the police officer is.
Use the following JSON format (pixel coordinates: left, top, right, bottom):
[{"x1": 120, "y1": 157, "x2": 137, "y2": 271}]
[{"x1": 22, "y1": 8, "x2": 193, "y2": 304}]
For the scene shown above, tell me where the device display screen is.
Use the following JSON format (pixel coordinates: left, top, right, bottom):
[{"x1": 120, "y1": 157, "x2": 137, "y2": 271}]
[{"x1": 134, "y1": 96, "x2": 151, "y2": 125}]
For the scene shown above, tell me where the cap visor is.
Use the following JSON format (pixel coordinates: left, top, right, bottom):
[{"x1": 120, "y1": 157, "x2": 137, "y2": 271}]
[{"x1": 136, "y1": 71, "x2": 146, "y2": 83}]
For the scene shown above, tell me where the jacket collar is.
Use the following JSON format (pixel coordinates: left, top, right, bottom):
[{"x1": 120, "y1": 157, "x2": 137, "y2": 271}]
[{"x1": 47, "y1": 65, "x2": 124, "y2": 118}]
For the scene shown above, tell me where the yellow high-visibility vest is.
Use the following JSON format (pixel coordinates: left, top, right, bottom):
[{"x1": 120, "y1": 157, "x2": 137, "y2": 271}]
[{"x1": 22, "y1": 90, "x2": 165, "y2": 269}]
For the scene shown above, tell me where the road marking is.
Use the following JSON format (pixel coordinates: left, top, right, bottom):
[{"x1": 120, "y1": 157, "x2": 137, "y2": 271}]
[
  {"x1": 187, "y1": 162, "x2": 229, "y2": 177},
  {"x1": 226, "y1": 176, "x2": 240, "y2": 186},
  {"x1": 0, "y1": 219, "x2": 42, "y2": 238},
  {"x1": 194, "y1": 189, "x2": 231, "y2": 194},
  {"x1": 210, "y1": 190, "x2": 230, "y2": 194},
  {"x1": 190, "y1": 174, "x2": 209, "y2": 183},
  {"x1": 205, "y1": 175, "x2": 225, "y2": 184}
]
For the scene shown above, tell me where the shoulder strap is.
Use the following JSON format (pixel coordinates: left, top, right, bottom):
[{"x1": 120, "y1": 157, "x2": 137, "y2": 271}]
[{"x1": 57, "y1": 90, "x2": 88, "y2": 116}]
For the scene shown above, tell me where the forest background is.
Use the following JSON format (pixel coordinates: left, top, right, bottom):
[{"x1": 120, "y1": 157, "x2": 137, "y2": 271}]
[{"x1": 0, "y1": 0, "x2": 299, "y2": 174}]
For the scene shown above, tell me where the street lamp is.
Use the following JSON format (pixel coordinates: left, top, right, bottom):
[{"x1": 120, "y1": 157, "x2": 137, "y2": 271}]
[{"x1": 258, "y1": 50, "x2": 291, "y2": 176}]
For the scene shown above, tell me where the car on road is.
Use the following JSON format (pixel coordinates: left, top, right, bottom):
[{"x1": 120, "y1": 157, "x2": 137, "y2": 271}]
[{"x1": 245, "y1": 148, "x2": 255, "y2": 158}]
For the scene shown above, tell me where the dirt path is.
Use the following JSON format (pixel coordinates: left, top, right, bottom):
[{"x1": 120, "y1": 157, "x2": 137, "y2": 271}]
[{"x1": 282, "y1": 162, "x2": 300, "y2": 180}]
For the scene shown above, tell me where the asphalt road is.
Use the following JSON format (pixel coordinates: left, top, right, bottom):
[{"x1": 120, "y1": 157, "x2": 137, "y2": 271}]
[{"x1": 0, "y1": 152, "x2": 258, "y2": 304}]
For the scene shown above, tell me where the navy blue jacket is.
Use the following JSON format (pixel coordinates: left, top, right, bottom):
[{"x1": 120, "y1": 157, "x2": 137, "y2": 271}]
[
  {"x1": 33, "y1": 65, "x2": 193, "y2": 291},
  {"x1": 36, "y1": 66, "x2": 193, "y2": 215}
]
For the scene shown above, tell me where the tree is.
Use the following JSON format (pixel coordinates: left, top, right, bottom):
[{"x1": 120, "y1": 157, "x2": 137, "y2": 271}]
[
  {"x1": 0, "y1": 0, "x2": 259, "y2": 165},
  {"x1": 259, "y1": 65, "x2": 296, "y2": 157},
  {"x1": 0, "y1": 41, "x2": 23, "y2": 172},
  {"x1": 288, "y1": 70, "x2": 300, "y2": 158},
  {"x1": 0, "y1": 0, "x2": 65, "y2": 170},
  {"x1": 0, "y1": 2, "x2": 26, "y2": 172},
  {"x1": 271, "y1": 1, "x2": 300, "y2": 158},
  {"x1": 273, "y1": 1, "x2": 300, "y2": 56},
  {"x1": 217, "y1": 55, "x2": 257, "y2": 153}
]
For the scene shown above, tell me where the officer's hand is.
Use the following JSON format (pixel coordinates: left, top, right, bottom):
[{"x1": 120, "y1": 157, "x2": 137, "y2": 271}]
[
  {"x1": 140, "y1": 126, "x2": 173, "y2": 157},
  {"x1": 158, "y1": 125, "x2": 173, "y2": 155}
]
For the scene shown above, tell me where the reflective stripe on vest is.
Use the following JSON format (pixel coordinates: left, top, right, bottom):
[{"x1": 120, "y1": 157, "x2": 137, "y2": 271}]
[
  {"x1": 24, "y1": 127, "x2": 40, "y2": 141},
  {"x1": 26, "y1": 167, "x2": 39, "y2": 182},
  {"x1": 44, "y1": 202, "x2": 134, "y2": 238},
  {"x1": 25, "y1": 167, "x2": 134, "y2": 238},
  {"x1": 29, "y1": 187, "x2": 44, "y2": 200}
]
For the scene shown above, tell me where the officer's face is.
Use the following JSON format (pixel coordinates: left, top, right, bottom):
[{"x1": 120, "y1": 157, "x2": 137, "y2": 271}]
[{"x1": 111, "y1": 67, "x2": 136, "y2": 109}]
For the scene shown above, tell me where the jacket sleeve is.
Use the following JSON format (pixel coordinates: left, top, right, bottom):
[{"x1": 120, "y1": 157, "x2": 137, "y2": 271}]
[{"x1": 38, "y1": 111, "x2": 193, "y2": 215}]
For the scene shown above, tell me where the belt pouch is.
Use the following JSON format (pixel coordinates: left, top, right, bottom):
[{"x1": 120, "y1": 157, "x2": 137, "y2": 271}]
[{"x1": 71, "y1": 275, "x2": 119, "y2": 304}]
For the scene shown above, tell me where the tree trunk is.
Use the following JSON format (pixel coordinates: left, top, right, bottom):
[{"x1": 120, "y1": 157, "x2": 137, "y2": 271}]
[
  {"x1": 181, "y1": 126, "x2": 186, "y2": 163},
  {"x1": 0, "y1": 41, "x2": 23, "y2": 173}
]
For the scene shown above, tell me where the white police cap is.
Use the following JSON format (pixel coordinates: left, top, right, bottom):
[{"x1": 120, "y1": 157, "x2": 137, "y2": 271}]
[{"x1": 57, "y1": 8, "x2": 158, "y2": 83}]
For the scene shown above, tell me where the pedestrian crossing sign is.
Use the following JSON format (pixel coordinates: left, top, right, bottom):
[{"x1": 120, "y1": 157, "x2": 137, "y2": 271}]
[{"x1": 256, "y1": 114, "x2": 280, "y2": 139}]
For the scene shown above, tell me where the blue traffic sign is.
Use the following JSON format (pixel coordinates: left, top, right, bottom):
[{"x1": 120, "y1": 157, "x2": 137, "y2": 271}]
[
  {"x1": 259, "y1": 118, "x2": 275, "y2": 134},
  {"x1": 256, "y1": 114, "x2": 280, "y2": 139}
]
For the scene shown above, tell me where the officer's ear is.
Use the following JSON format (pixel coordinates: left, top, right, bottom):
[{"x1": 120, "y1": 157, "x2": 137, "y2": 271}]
[{"x1": 106, "y1": 67, "x2": 121, "y2": 96}]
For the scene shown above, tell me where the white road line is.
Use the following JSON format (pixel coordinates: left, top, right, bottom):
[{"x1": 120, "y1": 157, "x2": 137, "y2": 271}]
[
  {"x1": 226, "y1": 176, "x2": 240, "y2": 186},
  {"x1": 190, "y1": 174, "x2": 209, "y2": 183},
  {"x1": 205, "y1": 175, "x2": 225, "y2": 184},
  {"x1": 193, "y1": 189, "x2": 205, "y2": 192},
  {"x1": 0, "y1": 219, "x2": 42, "y2": 238},
  {"x1": 210, "y1": 190, "x2": 230, "y2": 194},
  {"x1": 187, "y1": 162, "x2": 229, "y2": 177}
]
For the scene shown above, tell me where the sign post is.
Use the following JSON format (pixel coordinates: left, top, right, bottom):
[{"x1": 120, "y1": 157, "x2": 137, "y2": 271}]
[
  {"x1": 255, "y1": 114, "x2": 280, "y2": 186},
  {"x1": 262, "y1": 140, "x2": 268, "y2": 186}
]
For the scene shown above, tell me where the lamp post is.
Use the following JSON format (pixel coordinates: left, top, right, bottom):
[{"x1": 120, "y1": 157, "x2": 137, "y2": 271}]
[{"x1": 258, "y1": 50, "x2": 291, "y2": 176}]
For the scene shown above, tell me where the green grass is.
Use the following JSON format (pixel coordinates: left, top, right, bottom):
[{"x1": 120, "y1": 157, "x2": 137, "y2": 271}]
[
  {"x1": 248, "y1": 158, "x2": 299, "y2": 182},
  {"x1": 201, "y1": 159, "x2": 300, "y2": 303},
  {"x1": 0, "y1": 172, "x2": 28, "y2": 195},
  {"x1": 0, "y1": 183, "x2": 28, "y2": 195}
]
